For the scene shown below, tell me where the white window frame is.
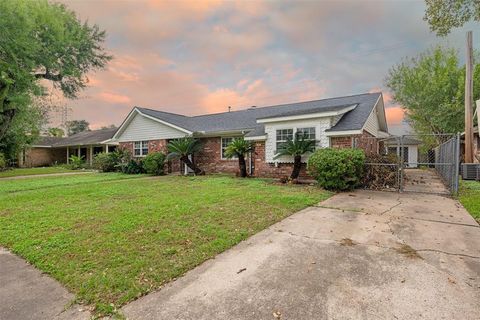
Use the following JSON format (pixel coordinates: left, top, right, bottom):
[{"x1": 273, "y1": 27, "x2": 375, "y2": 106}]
[
  {"x1": 275, "y1": 127, "x2": 317, "y2": 155},
  {"x1": 296, "y1": 127, "x2": 316, "y2": 141},
  {"x1": 275, "y1": 128, "x2": 294, "y2": 153},
  {"x1": 134, "y1": 140, "x2": 149, "y2": 157},
  {"x1": 221, "y1": 137, "x2": 238, "y2": 160}
]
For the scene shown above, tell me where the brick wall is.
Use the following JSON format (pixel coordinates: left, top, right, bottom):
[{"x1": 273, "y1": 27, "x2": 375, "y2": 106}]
[
  {"x1": 331, "y1": 131, "x2": 380, "y2": 155},
  {"x1": 119, "y1": 139, "x2": 182, "y2": 174},
  {"x1": 252, "y1": 141, "x2": 310, "y2": 179},
  {"x1": 195, "y1": 137, "x2": 238, "y2": 174},
  {"x1": 21, "y1": 147, "x2": 67, "y2": 167},
  {"x1": 330, "y1": 136, "x2": 352, "y2": 148}
]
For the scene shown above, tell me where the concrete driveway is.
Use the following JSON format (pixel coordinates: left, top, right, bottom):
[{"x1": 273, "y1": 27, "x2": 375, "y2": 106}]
[{"x1": 123, "y1": 190, "x2": 480, "y2": 320}]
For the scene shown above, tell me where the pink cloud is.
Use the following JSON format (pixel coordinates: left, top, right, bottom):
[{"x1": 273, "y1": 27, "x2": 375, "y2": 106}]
[{"x1": 98, "y1": 92, "x2": 131, "y2": 104}]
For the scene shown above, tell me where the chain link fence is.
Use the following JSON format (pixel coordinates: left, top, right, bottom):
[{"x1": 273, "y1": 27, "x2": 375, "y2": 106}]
[{"x1": 357, "y1": 134, "x2": 460, "y2": 195}]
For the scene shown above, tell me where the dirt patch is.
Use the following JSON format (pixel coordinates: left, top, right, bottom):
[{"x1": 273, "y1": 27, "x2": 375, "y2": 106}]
[
  {"x1": 339, "y1": 238, "x2": 356, "y2": 246},
  {"x1": 395, "y1": 243, "x2": 422, "y2": 259}
]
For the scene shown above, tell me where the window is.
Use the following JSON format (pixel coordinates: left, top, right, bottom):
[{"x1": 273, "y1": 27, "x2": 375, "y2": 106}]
[
  {"x1": 296, "y1": 127, "x2": 316, "y2": 140},
  {"x1": 221, "y1": 137, "x2": 237, "y2": 159},
  {"x1": 276, "y1": 129, "x2": 293, "y2": 152},
  {"x1": 134, "y1": 141, "x2": 149, "y2": 156}
]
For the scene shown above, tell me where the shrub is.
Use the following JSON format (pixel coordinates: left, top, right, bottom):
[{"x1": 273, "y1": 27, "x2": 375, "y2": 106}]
[
  {"x1": 307, "y1": 148, "x2": 365, "y2": 191},
  {"x1": 119, "y1": 159, "x2": 144, "y2": 174},
  {"x1": 143, "y1": 152, "x2": 166, "y2": 175},
  {"x1": 0, "y1": 153, "x2": 6, "y2": 171},
  {"x1": 93, "y1": 152, "x2": 119, "y2": 172},
  {"x1": 68, "y1": 155, "x2": 85, "y2": 170}
]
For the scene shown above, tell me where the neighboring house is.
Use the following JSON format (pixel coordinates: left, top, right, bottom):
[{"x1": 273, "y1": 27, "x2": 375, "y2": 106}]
[
  {"x1": 113, "y1": 92, "x2": 389, "y2": 178},
  {"x1": 385, "y1": 137, "x2": 420, "y2": 168},
  {"x1": 19, "y1": 128, "x2": 118, "y2": 167}
]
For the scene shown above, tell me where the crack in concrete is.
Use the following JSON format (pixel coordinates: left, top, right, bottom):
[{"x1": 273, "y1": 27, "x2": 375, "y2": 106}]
[
  {"x1": 399, "y1": 216, "x2": 480, "y2": 229},
  {"x1": 415, "y1": 249, "x2": 480, "y2": 260}
]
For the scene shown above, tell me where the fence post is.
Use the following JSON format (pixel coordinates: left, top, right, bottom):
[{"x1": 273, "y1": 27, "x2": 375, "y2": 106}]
[{"x1": 453, "y1": 133, "x2": 461, "y2": 195}]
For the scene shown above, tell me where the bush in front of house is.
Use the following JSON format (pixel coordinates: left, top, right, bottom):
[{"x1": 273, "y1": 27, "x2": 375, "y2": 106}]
[
  {"x1": 120, "y1": 159, "x2": 145, "y2": 174},
  {"x1": 143, "y1": 152, "x2": 166, "y2": 176},
  {"x1": 67, "y1": 155, "x2": 85, "y2": 170},
  {"x1": 307, "y1": 148, "x2": 365, "y2": 191},
  {"x1": 0, "y1": 153, "x2": 6, "y2": 171},
  {"x1": 93, "y1": 152, "x2": 120, "y2": 172}
]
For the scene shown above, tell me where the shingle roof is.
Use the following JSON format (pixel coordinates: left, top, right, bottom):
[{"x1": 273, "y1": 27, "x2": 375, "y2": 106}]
[
  {"x1": 51, "y1": 128, "x2": 117, "y2": 147},
  {"x1": 33, "y1": 136, "x2": 66, "y2": 147},
  {"x1": 135, "y1": 92, "x2": 382, "y2": 136}
]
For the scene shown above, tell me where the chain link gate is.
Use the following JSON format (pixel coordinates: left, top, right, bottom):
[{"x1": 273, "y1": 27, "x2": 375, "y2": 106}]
[{"x1": 357, "y1": 134, "x2": 460, "y2": 195}]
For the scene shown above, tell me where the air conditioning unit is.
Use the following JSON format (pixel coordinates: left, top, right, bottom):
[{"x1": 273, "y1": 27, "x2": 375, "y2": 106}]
[{"x1": 461, "y1": 163, "x2": 480, "y2": 180}]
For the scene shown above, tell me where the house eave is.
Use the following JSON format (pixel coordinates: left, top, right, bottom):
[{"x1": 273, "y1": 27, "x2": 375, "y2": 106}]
[
  {"x1": 256, "y1": 105, "x2": 357, "y2": 124},
  {"x1": 325, "y1": 130, "x2": 363, "y2": 137},
  {"x1": 244, "y1": 135, "x2": 267, "y2": 141}
]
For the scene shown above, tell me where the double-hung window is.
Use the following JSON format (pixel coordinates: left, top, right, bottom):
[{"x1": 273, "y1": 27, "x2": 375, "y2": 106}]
[
  {"x1": 296, "y1": 127, "x2": 316, "y2": 140},
  {"x1": 276, "y1": 129, "x2": 293, "y2": 152},
  {"x1": 134, "y1": 141, "x2": 149, "y2": 156},
  {"x1": 221, "y1": 137, "x2": 237, "y2": 159}
]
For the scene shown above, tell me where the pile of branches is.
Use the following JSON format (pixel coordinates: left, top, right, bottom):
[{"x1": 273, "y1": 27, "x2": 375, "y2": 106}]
[{"x1": 362, "y1": 153, "x2": 399, "y2": 190}]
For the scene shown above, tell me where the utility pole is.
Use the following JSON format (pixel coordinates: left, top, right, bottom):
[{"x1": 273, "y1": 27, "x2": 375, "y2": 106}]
[{"x1": 465, "y1": 31, "x2": 474, "y2": 163}]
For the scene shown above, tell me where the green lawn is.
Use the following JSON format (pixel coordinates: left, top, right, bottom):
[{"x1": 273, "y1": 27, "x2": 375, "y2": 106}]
[
  {"x1": 458, "y1": 179, "x2": 480, "y2": 223},
  {"x1": 0, "y1": 173, "x2": 331, "y2": 316},
  {"x1": 0, "y1": 166, "x2": 76, "y2": 178}
]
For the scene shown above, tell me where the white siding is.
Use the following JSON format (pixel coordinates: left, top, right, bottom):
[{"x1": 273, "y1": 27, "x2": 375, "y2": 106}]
[
  {"x1": 264, "y1": 117, "x2": 332, "y2": 163},
  {"x1": 117, "y1": 112, "x2": 186, "y2": 142},
  {"x1": 407, "y1": 145, "x2": 418, "y2": 168},
  {"x1": 363, "y1": 106, "x2": 380, "y2": 136}
]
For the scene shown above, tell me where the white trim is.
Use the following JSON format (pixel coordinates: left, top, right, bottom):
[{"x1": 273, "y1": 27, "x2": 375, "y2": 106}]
[
  {"x1": 362, "y1": 93, "x2": 387, "y2": 134},
  {"x1": 256, "y1": 105, "x2": 357, "y2": 124},
  {"x1": 133, "y1": 140, "x2": 149, "y2": 157},
  {"x1": 30, "y1": 145, "x2": 52, "y2": 148},
  {"x1": 220, "y1": 137, "x2": 238, "y2": 160},
  {"x1": 325, "y1": 130, "x2": 363, "y2": 137},
  {"x1": 244, "y1": 135, "x2": 267, "y2": 141},
  {"x1": 113, "y1": 107, "x2": 192, "y2": 140}
]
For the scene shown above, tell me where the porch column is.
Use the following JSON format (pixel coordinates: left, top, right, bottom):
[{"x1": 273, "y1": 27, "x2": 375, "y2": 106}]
[
  {"x1": 66, "y1": 147, "x2": 69, "y2": 164},
  {"x1": 89, "y1": 145, "x2": 93, "y2": 166},
  {"x1": 106, "y1": 144, "x2": 109, "y2": 153},
  {"x1": 77, "y1": 147, "x2": 80, "y2": 157}
]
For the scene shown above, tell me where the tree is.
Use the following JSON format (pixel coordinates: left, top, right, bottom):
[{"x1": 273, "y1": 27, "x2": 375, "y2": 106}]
[
  {"x1": 386, "y1": 46, "x2": 480, "y2": 138},
  {"x1": 66, "y1": 120, "x2": 90, "y2": 136},
  {"x1": 166, "y1": 137, "x2": 205, "y2": 175},
  {"x1": 274, "y1": 133, "x2": 316, "y2": 179},
  {"x1": 0, "y1": 0, "x2": 111, "y2": 154},
  {"x1": 424, "y1": 0, "x2": 480, "y2": 36},
  {"x1": 48, "y1": 127, "x2": 65, "y2": 137},
  {"x1": 224, "y1": 138, "x2": 253, "y2": 178}
]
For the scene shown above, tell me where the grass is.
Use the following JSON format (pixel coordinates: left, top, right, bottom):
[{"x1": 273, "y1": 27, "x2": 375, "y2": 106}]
[
  {"x1": 0, "y1": 166, "x2": 77, "y2": 178},
  {"x1": 458, "y1": 179, "x2": 480, "y2": 223},
  {"x1": 0, "y1": 173, "x2": 331, "y2": 316}
]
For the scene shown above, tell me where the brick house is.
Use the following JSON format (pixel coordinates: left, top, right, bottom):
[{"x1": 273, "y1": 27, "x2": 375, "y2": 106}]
[
  {"x1": 113, "y1": 92, "x2": 389, "y2": 178},
  {"x1": 19, "y1": 128, "x2": 118, "y2": 167}
]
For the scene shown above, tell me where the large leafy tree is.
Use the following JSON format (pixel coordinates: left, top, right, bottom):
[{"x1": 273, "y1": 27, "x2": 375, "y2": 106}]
[
  {"x1": 66, "y1": 120, "x2": 90, "y2": 136},
  {"x1": 274, "y1": 133, "x2": 316, "y2": 179},
  {"x1": 224, "y1": 138, "x2": 253, "y2": 178},
  {"x1": 166, "y1": 137, "x2": 205, "y2": 175},
  {"x1": 0, "y1": 0, "x2": 111, "y2": 155},
  {"x1": 386, "y1": 46, "x2": 480, "y2": 138},
  {"x1": 47, "y1": 127, "x2": 65, "y2": 137},
  {"x1": 424, "y1": 0, "x2": 479, "y2": 36}
]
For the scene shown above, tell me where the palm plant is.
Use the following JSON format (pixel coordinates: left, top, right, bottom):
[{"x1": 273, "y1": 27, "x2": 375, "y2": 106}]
[
  {"x1": 224, "y1": 138, "x2": 253, "y2": 178},
  {"x1": 166, "y1": 137, "x2": 204, "y2": 175},
  {"x1": 274, "y1": 133, "x2": 316, "y2": 179}
]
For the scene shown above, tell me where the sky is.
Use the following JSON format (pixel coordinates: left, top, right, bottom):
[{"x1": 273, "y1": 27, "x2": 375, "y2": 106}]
[{"x1": 52, "y1": 0, "x2": 480, "y2": 135}]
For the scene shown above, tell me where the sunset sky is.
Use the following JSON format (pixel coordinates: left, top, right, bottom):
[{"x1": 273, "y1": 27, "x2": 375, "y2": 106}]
[{"x1": 56, "y1": 0, "x2": 479, "y2": 135}]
